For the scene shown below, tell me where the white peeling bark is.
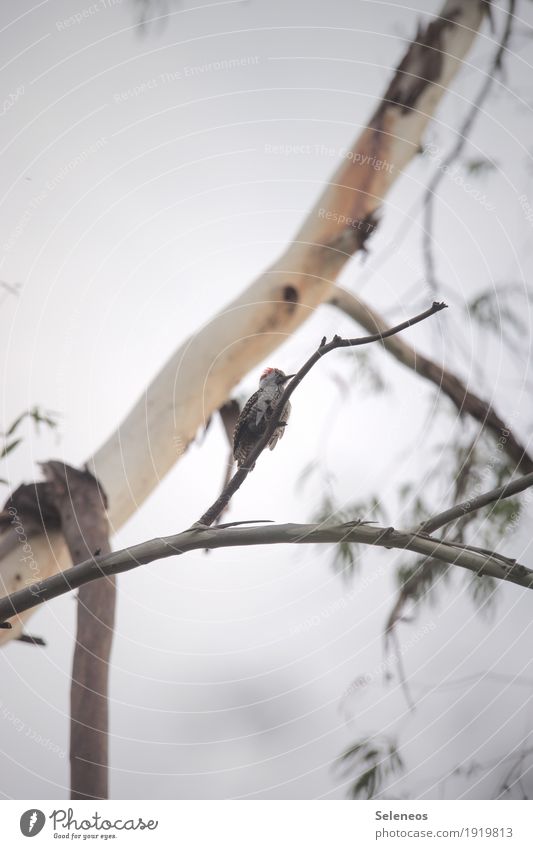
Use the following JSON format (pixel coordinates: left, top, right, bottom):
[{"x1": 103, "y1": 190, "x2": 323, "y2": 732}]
[
  {"x1": 0, "y1": 0, "x2": 488, "y2": 644},
  {"x1": 90, "y1": 0, "x2": 487, "y2": 528}
]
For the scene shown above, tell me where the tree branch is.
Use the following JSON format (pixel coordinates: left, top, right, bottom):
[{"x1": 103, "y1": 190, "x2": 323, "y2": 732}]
[
  {"x1": 419, "y1": 470, "x2": 533, "y2": 535},
  {"x1": 0, "y1": 514, "x2": 531, "y2": 629},
  {"x1": 16, "y1": 633, "x2": 46, "y2": 646},
  {"x1": 197, "y1": 302, "x2": 447, "y2": 526},
  {"x1": 329, "y1": 286, "x2": 533, "y2": 474},
  {"x1": 212, "y1": 400, "x2": 240, "y2": 527}
]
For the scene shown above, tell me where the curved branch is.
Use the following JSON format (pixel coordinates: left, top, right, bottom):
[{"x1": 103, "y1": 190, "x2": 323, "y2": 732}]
[
  {"x1": 419, "y1": 470, "x2": 533, "y2": 535},
  {"x1": 197, "y1": 302, "x2": 446, "y2": 526},
  {"x1": 0, "y1": 517, "x2": 531, "y2": 627},
  {"x1": 329, "y1": 286, "x2": 533, "y2": 474}
]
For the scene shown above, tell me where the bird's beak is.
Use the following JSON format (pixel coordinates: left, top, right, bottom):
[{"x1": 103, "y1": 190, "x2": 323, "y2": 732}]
[{"x1": 283, "y1": 374, "x2": 296, "y2": 382}]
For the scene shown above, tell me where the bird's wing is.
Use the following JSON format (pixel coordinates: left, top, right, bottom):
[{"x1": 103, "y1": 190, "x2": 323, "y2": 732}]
[
  {"x1": 232, "y1": 389, "x2": 260, "y2": 460},
  {"x1": 268, "y1": 400, "x2": 291, "y2": 451}
]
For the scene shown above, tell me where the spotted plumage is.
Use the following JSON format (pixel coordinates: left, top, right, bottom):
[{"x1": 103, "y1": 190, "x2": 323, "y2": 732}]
[{"x1": 233, "y1": 368, "x2": 294, "y2": 469}]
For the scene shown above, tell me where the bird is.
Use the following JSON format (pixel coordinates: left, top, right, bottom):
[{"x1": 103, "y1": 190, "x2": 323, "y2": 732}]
[{"x1": 233, "y1": 367, "x2": 295, "y2": 469}]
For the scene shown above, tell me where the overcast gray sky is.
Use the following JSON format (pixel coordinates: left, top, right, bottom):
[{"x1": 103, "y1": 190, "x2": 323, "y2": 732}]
[{"x1": 0, "y1": 0, "x2": 533, "y2": 800}]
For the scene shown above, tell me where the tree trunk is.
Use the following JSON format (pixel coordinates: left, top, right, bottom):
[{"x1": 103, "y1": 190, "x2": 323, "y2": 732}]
[
  {"x1": 0, "y1": 0, "x2": 489, "y2": 644},
  {"x1": 42, "y1": 462, "x2": 115, "y2": 801}
]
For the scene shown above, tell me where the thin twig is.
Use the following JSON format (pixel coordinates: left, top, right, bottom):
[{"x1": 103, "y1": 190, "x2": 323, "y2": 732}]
[
  {"x1": 16, "y1": 633, "x2": 46, "y2": 646},
  {"x1": 214, "y1": 400, "x2": 240, "y2": 527},
  {"x1": 196, "y1": 302, "x2": 447, "y2": 527},
  {"x1": 419, "y1": 471, "x2": 533, "y2": 534},
  {"x1": 329, "y1": 286, "x2": 533, "y2": 474},
  {"x1": 385, "y1": 627, "x2": 416, "y2": 713}
]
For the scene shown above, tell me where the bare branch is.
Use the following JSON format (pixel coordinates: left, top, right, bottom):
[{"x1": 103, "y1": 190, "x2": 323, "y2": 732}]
[
  {"x1": 385, "y1": 627, "x2": 416, "y2": 713},
  {"x1": 419, "y1": 470, "x2": 533, "y2": 535},
  {"x1": 16, "y1": 633, "x2": 46, "y2": 646},
  {"x1": 0, "y1": 279, "x2": 21, "y2": 297},
  {"x1": 197, "y1": 302, "x2": 447, "y2": 527},
  {"x1": 213, "y1": 400, "x2": 240, "y2": 527},
  {"x1": 329, "y1": 286, "x2": 533, "y2": 474},
  {"x1": 0, "y1": 515, "x2": 531, "y2": 628}
]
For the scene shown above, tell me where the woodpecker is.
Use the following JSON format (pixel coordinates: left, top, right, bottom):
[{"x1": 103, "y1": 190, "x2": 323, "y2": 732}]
[{"x1": 233, "y1": 367, "x2": 295, "y2": 468}]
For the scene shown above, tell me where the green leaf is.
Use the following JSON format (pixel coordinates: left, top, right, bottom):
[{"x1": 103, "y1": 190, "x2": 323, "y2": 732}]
[
  {"x1": 312, "y1": 493, "x2": 387, "y2": 577},
  {"x1": 4, "y1": 406, "x2": 59, "y2": 437},
  {"x1": 463, "y1": 157, "x2": 497, "y2": 176},
  {"x1": 0, "y1": 438, "x2": 22, "y2": 458},
  {"x1": 467, "y1": 285, "x2": 532, "y2": 347},
  {"x1": 337, "y1": 736, "x2": 404, "y2": 800},
  {"x1": 467, "y1": 573, "x2": 498, "y2": 617},
  {"x1": 5, "y1": 414, "x2": 25, "y2": 436},
  {"x1": 396, "y1": 558, "x2": 449, "y2": 605},
  {"x1": 348, "y1": 348, "x2": 388, "y2": 395}
]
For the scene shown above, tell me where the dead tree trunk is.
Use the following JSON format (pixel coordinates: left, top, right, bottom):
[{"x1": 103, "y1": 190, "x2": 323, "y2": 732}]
[{"x1": 42, "y1": 462, "x2": 115, "y2": 801}]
